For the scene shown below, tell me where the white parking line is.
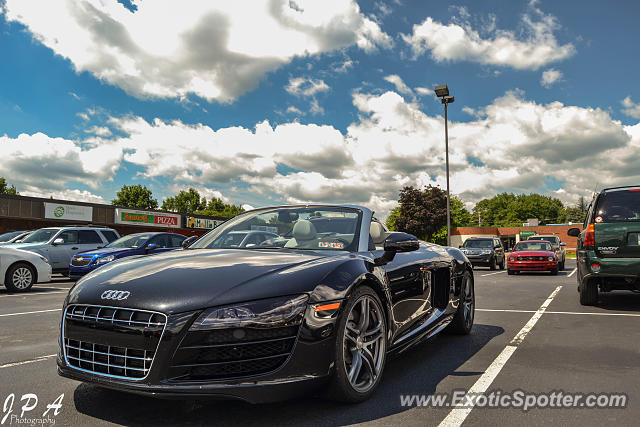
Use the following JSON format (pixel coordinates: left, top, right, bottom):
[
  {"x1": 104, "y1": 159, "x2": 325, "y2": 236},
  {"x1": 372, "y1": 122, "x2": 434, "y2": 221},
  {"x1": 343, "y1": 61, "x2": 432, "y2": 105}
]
[
  {"x1": 0, "y1": 309, "x2": 61, "y2": 317},
  {"x1": 439, "y1": 286, "x2": 562, "y2": 427},
  {"x1": 0, "y1": 291, "x2": 67, "y2": 298},
  {"x1": 0, "y1": 354, "x2": 57, "y2": 369},
  {"x1": 476, "y1": 308, "x2": 640, "y2": 317},
  {"x1": 480, "y1": 271, "x2": 507, "y2": 277},
  {"x1": 568, "y1": 268, "x2": 577, "y2": 277}
]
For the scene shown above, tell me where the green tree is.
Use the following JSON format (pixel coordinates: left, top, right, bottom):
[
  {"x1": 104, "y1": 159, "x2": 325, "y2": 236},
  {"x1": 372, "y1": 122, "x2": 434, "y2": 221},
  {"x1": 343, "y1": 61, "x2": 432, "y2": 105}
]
[
  {"x1": 161, "y1": 188, "x2": 206, "y2": 214},
  {"x1": 393, "y1": 185, "x2": 447, "y2": 241},
  {"x1": 0, "y1": 177, "x2": 19, "y2": 195},
  {"x1": 195, "y1": 197, "x2": 244, "y2": 219},
  {"x1": 560, "y1": 196, "x2": 589, "y2": 224},
  {"x1": 385, "y1": 206, "x2": 401, "y2": 231},
  {"x1": 111, "y1": 184, "x2": 158, "y2": 209},
  {"x1": 431, "y1": 197, "x2": 474, "y2": 245},
  {"x1": 472, "y1": 192, "x2": 565, "y2": 227}
]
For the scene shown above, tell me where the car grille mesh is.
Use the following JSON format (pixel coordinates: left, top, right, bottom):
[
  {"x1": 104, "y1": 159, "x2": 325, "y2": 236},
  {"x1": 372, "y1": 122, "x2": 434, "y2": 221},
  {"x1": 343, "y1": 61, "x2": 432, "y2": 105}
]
[
  {"x1": 63, "y1": 304, "x2": 167, "y2": 380},
  {"x1": 170, "y1": 326, "x2": 299, "y2": 381},
  {"x1": 71, "y1": 257, "x2": 92, "y2": 266},
  {"x1": 517, "y1": 256, "x2": 547, "y2": 261}
]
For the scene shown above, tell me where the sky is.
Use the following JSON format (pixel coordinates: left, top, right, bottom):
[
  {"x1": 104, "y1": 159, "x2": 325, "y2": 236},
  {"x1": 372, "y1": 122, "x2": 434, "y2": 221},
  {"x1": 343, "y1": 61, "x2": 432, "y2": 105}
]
[{"x1": 1, "y1": 0, "x2": 640, "y2": 217}]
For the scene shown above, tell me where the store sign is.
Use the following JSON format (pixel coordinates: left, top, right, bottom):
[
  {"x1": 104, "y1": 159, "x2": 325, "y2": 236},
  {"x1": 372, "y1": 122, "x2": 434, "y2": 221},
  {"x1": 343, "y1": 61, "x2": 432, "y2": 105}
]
[
  {"x1": 115, "y1": 208, "x2": 181, "y2": 228},
  {"x1": 519, "y1": 230, "x2": 536, "y2": 239},
  {"x1": 44, "y1": 202, "x2": 93, "y2": 221},
  {"x1": 186, "y1": 216, "x2": 223, "y2": 229}
]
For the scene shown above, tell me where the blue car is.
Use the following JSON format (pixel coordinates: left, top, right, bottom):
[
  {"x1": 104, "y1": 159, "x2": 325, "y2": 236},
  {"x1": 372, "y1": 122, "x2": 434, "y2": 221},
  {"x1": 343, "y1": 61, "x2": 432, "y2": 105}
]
[{"x1": 69, "y1": 232, "x2": 187, "y2": 279}]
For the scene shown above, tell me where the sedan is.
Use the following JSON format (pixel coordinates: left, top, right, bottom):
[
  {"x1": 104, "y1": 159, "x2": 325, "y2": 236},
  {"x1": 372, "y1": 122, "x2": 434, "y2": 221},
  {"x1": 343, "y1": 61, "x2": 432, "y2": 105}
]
[
  {"x1": 1, "y1": 247, "x2": 52, "y2": 292},
  {"x1": 58, "y1": 204, "x2": 474, "y2": 403},
  {"x1": 507, "y1": 240, "x2": 559, "y2": 275}
]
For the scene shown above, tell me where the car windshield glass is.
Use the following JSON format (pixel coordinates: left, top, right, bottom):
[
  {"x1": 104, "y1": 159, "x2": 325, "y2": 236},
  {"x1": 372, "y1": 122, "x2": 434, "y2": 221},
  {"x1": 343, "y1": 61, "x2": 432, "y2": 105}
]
[
  {"x1": 463, "y1": 240, "x2": 493, "y2": 248},
  {"x1": 514, "y1": 242, "x2": 552, "y2": 251},
  {"x1": 595, "y1": 190, "x2": 640, "y2": 222},
  {"x1": 21, "y1": 228, "x2": 57, "y2": 243},
  {"x1": 528, "y1": 236, "x2": 558, "y2": 247},
  {"x1": 191, "y1": 206, "x2": 362, "y2": 252},
  {"x1": 0, "y1": 231, "x2": 23, "y2": 242},
  {"x1": 107, "y1": 234, "x2": 152, "y2": 248}
]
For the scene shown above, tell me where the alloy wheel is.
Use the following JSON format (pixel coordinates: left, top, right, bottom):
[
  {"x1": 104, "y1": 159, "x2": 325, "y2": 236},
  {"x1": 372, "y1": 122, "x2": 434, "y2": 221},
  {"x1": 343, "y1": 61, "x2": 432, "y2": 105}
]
[
  {"x1": 462, "y1": 275, "x2": 474, "y2": 329},
  {"x1": 12, "y1": 267, "x2": 33, "y2": 290},
  {"x1": 343, "y1": 294, "x2": 386, "y2": 393}
]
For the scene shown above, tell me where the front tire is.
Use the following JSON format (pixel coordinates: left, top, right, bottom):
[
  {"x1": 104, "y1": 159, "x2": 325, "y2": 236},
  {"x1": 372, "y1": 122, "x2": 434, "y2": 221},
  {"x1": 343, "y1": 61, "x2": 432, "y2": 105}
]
[
  {"x1": 507, "y1": 269, "x2": 515, "y2": 275},
  {"x1": 489, "y1": 257, "x2": 496, "y2": 270},
  {"x1": 5, "y1": 263, "x2": 35, "y2": 292},
  {"x1": 328, "y1": 286, "x2": 387, "y2": 402},
  {"x1": 445, "y1": 271, "x2": 474, "y2": 335},
  {"x1": 499, "y1": 257, "x2": 505, "y2": 270},
  {"x1": 579, "y1": 278, "x2": 598, "y2": 305},
  {"x1": 551, "y1": 267, "x2": 559, "y2": 275}
]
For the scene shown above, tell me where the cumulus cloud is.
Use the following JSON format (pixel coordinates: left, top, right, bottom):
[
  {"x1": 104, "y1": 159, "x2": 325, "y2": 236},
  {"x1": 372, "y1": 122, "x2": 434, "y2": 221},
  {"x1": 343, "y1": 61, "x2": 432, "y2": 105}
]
[
  {"x1": 621, "y1": 96, "x2": 640, "y2": 119},
  {"x1": 384, "y1": 75, "x2": 413, "y2": 96},
  {"x1": 21, "y1": 189, "x2": 106, "y2": 204},
  {"x1": 402, "y1": 4, "x2": 575, "y2": 70},
  {"x1": 3, "y1": 0, "x2": 391, "y2": 102},
  {"x1": 285, "y1": 77, "x2": 329, "y2": 97},
  {"x1": 540, "y1": 68, "x2": 563, "y2": 87},
  {"x1": 415, "y1": 87, "x2": 434, "y2": 96}
]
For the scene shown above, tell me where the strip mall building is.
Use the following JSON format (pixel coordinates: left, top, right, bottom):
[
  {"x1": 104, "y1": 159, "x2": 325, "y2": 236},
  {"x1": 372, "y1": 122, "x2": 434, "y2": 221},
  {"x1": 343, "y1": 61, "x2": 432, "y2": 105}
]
[
  {"x1": 0, "y1": 194, "x2": 226, "y2": 237},
  {"x1": 451, "y1": 224, "x2": 583, "y2": 252}
]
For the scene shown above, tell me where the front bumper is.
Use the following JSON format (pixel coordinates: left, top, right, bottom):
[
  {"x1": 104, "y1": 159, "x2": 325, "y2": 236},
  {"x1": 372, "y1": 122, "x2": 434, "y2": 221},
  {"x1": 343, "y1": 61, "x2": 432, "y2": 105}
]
[
  {"x1": 68, "y1": 264, "x2": 99, "y2": 279},
  {"x1": 465, "y1": 254, "x2": 493, "y2": 266},
  {"x1": 37, "y1": 263, "x2": 52, "y2": 283},
  {"x1": 507, "y1": 261, "x2": 557, "y2": 271},
  {"x1": 57, "y1": 305, "x2": 339, "y2": 403}
]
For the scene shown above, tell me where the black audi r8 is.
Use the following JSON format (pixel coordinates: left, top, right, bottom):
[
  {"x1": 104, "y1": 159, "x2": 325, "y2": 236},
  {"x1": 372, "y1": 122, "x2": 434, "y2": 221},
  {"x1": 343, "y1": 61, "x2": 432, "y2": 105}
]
[{"x1": 57, "y1": 204, "x2": 474, "y2": 403}]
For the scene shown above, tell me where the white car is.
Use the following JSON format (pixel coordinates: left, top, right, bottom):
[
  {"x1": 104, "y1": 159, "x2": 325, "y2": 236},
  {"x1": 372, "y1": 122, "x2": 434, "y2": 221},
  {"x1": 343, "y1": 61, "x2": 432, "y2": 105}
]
[{"x1": 0, "y1": 247, "x2": 52, "y2": 292}]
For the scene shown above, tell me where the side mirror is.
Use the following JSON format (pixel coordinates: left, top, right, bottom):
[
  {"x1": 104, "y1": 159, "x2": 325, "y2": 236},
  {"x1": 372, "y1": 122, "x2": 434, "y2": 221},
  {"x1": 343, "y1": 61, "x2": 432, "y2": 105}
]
[
  {"x1": 182, "y1": 235, "x2": 198, "y2": 249},
  {"x1": 53, "y1": 238, "x2": 64, "y2": 245},
  {"x1": 567, "y1": 228, "x2": 581, "y2": 237},
  {"x1": 146, "y1": 243, "x2": 158, "y2": 251},
  {"x1": 458, "y1": 245, "x2": 462, "y2": 248},
  {"x1": 383, "y1": 232, "x2": 420, "y2": 253},
  {"x1": 560, "y1": 242, "x2": 566, "y2": 246}
]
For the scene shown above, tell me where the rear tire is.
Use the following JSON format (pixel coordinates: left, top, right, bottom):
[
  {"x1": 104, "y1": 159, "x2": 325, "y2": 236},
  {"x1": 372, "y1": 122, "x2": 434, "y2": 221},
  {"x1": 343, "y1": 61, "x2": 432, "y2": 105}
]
[
  {"x1": 559, "y1": 260, "x2": 565, "y2": 271},
  {"x1": 5, "y1": 263, "x2": 35, "y2": 292},
  {"x1": 445, "y1": 271, "x2": 474, "y2": 335},
  {"x1": 499, "y1": 257, "x2": 505, "y2": 270},
  {"x1": 579, "y1": 278, "x2": 598, "y2": 306}
]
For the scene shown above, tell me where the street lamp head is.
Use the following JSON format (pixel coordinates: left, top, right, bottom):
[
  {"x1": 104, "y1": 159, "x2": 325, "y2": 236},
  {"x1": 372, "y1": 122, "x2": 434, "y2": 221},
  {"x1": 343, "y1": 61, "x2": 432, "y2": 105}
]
[
  {"x1": 441, "y1": 95, "x2": 455, "y2": 104},
  {"x1": 434, "y1": 84, "x2": 449, "y2": 98}
]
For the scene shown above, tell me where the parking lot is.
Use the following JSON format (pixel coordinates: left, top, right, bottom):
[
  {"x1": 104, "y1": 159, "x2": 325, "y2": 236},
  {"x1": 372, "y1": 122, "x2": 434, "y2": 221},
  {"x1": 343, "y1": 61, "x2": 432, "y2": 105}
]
[{"x1": 1, "y1": 259, "x2": 639, "y2": 426}]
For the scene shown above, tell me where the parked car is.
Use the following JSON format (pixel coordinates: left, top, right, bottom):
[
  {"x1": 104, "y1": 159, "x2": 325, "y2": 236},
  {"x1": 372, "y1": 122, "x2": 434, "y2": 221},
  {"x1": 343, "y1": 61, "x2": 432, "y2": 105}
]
[
  {"x1": 568, "y1": 185, "x2": 640, "y2": 305},
  {"x1": 459, "y1": 237, "x2": 505, "y2": 270},
  {"x1": 0, "y1": 230, "x2": 32, "y2": 244},
  {"x1": 69, "y1": 232, "x2": 187, "y2": 280},
  {"x1": 207, "y1": 230, "x2": 280, "y2": 248},
  {"x1": 0, "y1": 246, "x2": 52, "y2": 292},
  {"x1": 3, "y1": 226, "x2": 120, "y2": 275},
  {"x1": 58, "y1": 204, "x2": 474, "y2": 403},
  {"x1": 507, "y1": 240, "x2": 558, "y2": 275},
  {"x1": 527, "y1": 234, "x2": 566, "y2": 270}
]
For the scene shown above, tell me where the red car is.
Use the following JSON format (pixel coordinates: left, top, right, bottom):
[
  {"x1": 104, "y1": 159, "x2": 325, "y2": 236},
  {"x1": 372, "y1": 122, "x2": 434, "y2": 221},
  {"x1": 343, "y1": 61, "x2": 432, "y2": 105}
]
[{"x1": 507, "y1": 240, "x2": 558, "y2": 275}]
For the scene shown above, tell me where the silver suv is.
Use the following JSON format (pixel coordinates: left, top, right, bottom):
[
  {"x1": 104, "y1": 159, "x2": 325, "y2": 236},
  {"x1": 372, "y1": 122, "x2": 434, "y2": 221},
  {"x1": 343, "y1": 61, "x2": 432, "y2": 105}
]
[
  {"x1": 527, "y1": 234, "x2": 566, "y2": 270},
  {"x1": 4, "y1": 226, "x2": 119, "y2": 275}
]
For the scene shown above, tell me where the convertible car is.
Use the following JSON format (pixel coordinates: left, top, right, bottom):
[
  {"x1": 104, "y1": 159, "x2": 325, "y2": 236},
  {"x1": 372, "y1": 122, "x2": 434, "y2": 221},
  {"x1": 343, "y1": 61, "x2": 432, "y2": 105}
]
[{"x1": 57, "y1": 204, "x2": 474, "y2": 403}]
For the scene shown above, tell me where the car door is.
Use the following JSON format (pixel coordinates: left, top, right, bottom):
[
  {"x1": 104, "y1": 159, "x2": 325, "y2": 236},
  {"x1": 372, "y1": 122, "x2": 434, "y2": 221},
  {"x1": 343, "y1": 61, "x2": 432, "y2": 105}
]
[
  {"x1": 77, "y1": 230, "x2": 105, "y2": 254},
  {"x1": 147, "y1": 234, "x2": 172, "y2": 254},
  {"x1": 494, "y1": 238, "x2": 504, "y2": 263},
  {"x1": 50, "y1": 230, "x2": 79, "y2": 270}
]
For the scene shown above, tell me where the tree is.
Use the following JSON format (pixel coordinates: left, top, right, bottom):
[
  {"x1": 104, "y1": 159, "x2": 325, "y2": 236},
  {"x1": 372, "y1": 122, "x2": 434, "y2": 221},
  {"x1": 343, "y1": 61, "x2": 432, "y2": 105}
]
[
  {"x1": 472, "y1": 192, "x2": 565, "y2": 227},
  {"x1": 385, "y1": 206, "x2": 401, "y2": 231},
  {"x1": 161, "y1": 188, "x2": 206, "y2": 214},
  {"x1": 112, "y1": 184, "x2": 158, "y2": 209},
  {"x1": 393, "y1": 185, "x2": 447, "y2": 241},
  {"x1": 431, "y1": 197, "x2": 474, "y2": 245},
  {"x1": 0, "y1": 177, "x2": 18, "y2": 195},
  {"x1": 560, "y1": 195, "x2": 590, "y2": 224},
  {"x1": 195, "y1": 197, "x2": 244, "y2": 219}
]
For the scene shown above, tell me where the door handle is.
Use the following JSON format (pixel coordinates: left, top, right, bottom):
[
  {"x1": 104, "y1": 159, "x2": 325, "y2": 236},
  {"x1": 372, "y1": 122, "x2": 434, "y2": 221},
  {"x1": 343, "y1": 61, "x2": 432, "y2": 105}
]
[{"x1": 71, "y1": 247, "x2": 78, "y2": 250}]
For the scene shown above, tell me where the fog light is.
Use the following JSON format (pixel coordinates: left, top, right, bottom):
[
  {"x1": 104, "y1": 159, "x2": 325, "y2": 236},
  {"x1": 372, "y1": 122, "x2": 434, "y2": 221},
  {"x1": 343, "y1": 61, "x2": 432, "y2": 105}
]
[{"x1": 591, "y1": 262, "x2": 601, "y2": 273}]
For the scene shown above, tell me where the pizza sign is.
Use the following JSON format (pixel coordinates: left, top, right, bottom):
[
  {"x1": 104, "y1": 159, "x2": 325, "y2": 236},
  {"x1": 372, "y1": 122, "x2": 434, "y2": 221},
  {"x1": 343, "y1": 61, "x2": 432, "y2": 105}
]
[{"x1": 115, "y1": 208, "x2": 181, "y2": 228}]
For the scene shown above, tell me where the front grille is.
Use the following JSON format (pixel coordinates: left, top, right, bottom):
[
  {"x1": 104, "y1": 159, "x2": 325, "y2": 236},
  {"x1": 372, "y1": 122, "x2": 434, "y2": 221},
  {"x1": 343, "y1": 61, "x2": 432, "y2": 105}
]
[
  {"x1": 518, "y1": 256, "x2": 547, "y2": 261},
  {"x1": 63, "y1": 304, "x2": 167, "y2": 381},
  {"x1": 170, "y1": 326, "x2": 299, "y2": 381},
  {"x1": 71, "y1": 257, "x2": 93, "y2": 266}
]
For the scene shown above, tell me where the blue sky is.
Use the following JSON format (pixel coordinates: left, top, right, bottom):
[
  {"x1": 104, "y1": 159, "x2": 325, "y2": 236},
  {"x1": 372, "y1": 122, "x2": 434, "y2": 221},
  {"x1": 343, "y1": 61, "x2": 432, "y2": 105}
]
[{"x1": 1, "y1": 0, "x2": 639, "y2": 215}]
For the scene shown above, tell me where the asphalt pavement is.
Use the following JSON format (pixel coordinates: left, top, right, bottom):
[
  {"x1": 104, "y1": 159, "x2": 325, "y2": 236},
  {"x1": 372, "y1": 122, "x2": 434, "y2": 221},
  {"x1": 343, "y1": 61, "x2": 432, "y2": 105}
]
[{"x1": 1, "y1": 260, "x2": 639, "y2": 426}]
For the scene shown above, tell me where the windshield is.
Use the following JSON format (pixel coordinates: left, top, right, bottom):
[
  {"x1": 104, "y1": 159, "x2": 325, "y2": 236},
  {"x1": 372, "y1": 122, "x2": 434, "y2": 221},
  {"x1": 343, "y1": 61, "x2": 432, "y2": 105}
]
[
  {"x1": 528, "y1": 236, "x2": 559, "y2": 247},
  {"x1": 107, "y1": 234, "x2": 152, "y2": 248},
  {"x1": 0, "y1": 231, "x2": 24, "y2": 242},
  {"x1": 463, "y1": 239, "x2": 493, "y2": 248},
  {"x1": 191, "y1": 206, "x2": 362, "y2": 252},
  {"x1": 21, "y1": 228, "x2": 58, "y2": 243},
  {"x1": 514, "y1": 241, "x2": 552, "y2": 251},
  {"x1": 594, "y1": 190, "x2": 640, "y2": 222}
]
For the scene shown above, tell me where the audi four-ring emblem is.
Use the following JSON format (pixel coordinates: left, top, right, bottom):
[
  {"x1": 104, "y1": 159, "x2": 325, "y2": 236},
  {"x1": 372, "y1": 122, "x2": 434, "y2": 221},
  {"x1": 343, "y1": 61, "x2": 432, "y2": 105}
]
[{"x1": 101, "y1": 290, "x2": 131, "y2": 300}]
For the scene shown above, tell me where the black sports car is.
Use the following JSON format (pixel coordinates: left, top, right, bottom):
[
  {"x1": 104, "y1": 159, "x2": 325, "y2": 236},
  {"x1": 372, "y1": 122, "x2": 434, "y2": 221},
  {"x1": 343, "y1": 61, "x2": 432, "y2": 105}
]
[{"x1": 57, "y1": 204, "x2": 474, "y2": 403}]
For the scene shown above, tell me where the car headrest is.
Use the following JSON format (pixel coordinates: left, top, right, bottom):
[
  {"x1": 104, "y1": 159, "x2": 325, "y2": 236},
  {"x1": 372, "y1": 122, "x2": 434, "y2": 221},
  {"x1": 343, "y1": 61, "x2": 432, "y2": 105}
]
[
  {"x1": 370, "y1": 222, "x2": 387, "y2": 244},
  {"x1": 292, "y1": 220, "x2": 317, "y2": 241}
]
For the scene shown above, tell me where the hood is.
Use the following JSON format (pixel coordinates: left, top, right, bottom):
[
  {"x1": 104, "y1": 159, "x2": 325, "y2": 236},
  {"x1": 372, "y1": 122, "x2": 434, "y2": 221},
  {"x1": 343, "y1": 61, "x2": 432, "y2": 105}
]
[
  {"x1": 512, "y1": 250, "x2": 555, "y2": 257},
  {"x1": 67, "y1": 249, "x2": 346, "y2": 314},
  {"x1": 2, "y1": 242, "x2": 45, "y2": 249},
  {"x1": 76, "y1": 247, "x2": 136, "y2": 257}
]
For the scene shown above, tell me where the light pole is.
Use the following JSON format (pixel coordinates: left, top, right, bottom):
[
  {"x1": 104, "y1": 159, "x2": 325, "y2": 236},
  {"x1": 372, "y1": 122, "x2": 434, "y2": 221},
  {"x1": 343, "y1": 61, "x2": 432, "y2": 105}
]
[{"x1": 434, "y1": 84, "x2": 454, "y2": 246}]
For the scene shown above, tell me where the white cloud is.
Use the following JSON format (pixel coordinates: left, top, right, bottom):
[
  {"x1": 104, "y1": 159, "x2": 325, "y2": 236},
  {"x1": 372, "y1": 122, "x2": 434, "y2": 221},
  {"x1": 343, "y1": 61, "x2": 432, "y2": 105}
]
[
  {"x1": 286, "y1": 106, "x2": 303, "y2": 115},
  {"x1": 402, "y1": 4, "x2": 575, "y2": 70},
  {"x1": 541, "y1": 68, "x2": 563, "y2": 87},
  {"x1": 21, "y1": 189, "x2": 106, "y2": 204},
  {"x1": 285, "y1": 77, "x2": 329, "y2": 97},
  {"x1": 3, "y1": 0, "x2": 391, "y2": 102},
  {"x1": 415, "y1": 87, "x2": 434, "y2": 96},
  {"x1": 621, "y1": 96, "x2": 640, "y2": 119},
  {"x1": 84, "y1": 126, "x2": 112, "y2": 137},
  {"x1": 384, "y1": 75, "x2": 413, "y2": 96}
]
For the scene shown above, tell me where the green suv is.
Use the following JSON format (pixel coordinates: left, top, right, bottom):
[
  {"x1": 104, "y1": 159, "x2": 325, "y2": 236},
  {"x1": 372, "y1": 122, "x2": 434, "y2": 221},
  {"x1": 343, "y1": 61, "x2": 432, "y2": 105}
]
[{"x1": 568, "y1": 186, "x2": 640, "y2": 305}]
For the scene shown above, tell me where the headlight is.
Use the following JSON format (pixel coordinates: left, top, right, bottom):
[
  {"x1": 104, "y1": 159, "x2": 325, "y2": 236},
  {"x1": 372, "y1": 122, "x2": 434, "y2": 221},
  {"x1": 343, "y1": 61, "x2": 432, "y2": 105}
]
[
  {"x1": 190, "y1": 294, "x2": 309, "y2": 330},
  {"x1": 548, "y1": 256, "x2": 555, "y2": 261},
  {"x1": 481, "y1": 249, "x2": 492, "y2": 254},
  {"x1": 95, "y1": 255, "x2": 115, "y2": 264},
  {"x1": 509, "y1": 257, "x2": 515, "y2": 262}
]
